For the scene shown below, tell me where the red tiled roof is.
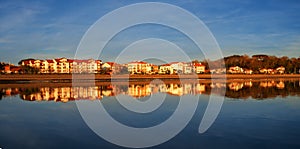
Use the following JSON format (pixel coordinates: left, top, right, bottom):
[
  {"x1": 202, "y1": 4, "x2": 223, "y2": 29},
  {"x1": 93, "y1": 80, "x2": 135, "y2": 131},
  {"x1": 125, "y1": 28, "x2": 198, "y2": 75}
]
[
  {"x1": 67, "y1": 59, "x2": 74, "y2": 63},
  {"x1": 68, "y1": 59, "x2": 94, "y2": 63},
  {"x1": 74, "y1": 59, "x2": 90, "y2": 63},
  {"x1": 193, "y1": 63, "x2": 204, "y2": 67},
  {"x1": 148, "y1": 63, "x2": 156, "y2": 66},
  {"x1": 10, "y1": 67, "x2": 21, "y2": 71},
  {"x1": 54, "y1": 57, "x2": 67, "y2": 62},
  {"x1": 128, "y1": 61, "x2": 147, "y2": 64},
  {"x1": 160, "y1": 63, "x2": 171, "y2": 66},
  {"x1": 96, "y1": 60, "x2": 102, "y2": 64},
  {"x1": 22, "y1": 60, "x2": 35, "y2": 65},
  {"x1": 105, "y1": 62, "x2": 116, "y2": 66},
  {"x1": 168, "y1": 62, "x2": 182, "y2": 65},
  {"x1": 46, "y1": 59, "x2": 55, "y2": 63}
]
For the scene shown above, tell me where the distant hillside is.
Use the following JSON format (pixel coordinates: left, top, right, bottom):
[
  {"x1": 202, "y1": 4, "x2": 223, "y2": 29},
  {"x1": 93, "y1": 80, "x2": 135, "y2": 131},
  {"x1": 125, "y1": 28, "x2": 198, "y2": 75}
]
[
  {"x1": 203, "y1": 54, "x2": 300, "y2": 73},
  {"x1": 224, "y1": 55, "x2": 300, "y2": 73}
]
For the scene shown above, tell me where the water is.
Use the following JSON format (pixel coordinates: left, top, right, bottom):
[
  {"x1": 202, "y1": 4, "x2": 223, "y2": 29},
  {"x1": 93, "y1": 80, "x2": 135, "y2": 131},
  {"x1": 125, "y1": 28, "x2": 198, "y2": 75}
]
[{"x1": 1, "y1": 79, "x2": 300, "y2": 149}]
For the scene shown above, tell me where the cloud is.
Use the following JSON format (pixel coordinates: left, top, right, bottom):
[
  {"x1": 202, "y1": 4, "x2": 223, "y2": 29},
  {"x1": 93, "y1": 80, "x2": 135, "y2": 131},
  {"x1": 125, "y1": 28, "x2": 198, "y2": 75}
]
[
  {"x1": 0, "y1": 1, "x2": 48, "y2": 32},
  {"x1": 0, "y1": 38, "x2": 12, "y2": 43}
]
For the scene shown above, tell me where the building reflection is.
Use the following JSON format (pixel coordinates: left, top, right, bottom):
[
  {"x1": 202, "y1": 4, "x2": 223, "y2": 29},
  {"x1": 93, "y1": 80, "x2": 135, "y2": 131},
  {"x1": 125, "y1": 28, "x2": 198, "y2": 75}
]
[
  {"x1": 22, "y1": 87, "x2": 103, "y2": 102},
  {"x1": 1, "y1": 79, "x2": 300, "y2": 102}
]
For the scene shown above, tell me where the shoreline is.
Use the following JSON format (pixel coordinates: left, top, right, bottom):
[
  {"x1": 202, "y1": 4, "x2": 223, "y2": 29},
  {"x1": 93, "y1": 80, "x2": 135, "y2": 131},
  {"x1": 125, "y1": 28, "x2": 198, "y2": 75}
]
[
  {"x1": 0, "y1": 74, "x2": 299, "y2": 88},
  {"x1": 0, "y1": 74, "x2": 300, "y2": 81}
]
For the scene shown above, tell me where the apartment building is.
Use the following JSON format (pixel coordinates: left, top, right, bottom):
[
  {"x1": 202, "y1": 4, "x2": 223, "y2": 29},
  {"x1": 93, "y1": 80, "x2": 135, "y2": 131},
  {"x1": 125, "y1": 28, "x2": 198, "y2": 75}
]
[
  {"x1": 20, "y1": 58, "x2": 102, "y2": 73},
  {"x1": 127, "y1": 61, "x2": 154, "y2": 74}
]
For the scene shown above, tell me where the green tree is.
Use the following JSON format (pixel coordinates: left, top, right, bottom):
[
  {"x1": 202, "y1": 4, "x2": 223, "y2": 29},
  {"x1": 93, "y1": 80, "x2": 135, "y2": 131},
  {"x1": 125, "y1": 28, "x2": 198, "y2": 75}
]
[{"x1": 20, "y1": 66, "x2": 39, "y2": 74}]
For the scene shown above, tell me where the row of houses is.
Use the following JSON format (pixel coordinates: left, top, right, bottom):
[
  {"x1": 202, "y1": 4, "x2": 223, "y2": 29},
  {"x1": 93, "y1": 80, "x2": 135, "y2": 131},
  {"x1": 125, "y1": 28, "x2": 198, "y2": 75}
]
[
  {"x1": 20, "y1": 58, "x2": 102, "y2": 73},
  {"x1": 1, "y1": 57, "x2": 291, "y2": 75},
  {"x1": 227, "y1": 66, "x2": 286, "y2": 74},
  {"x1": 125, "y1": 61, "x2": 206, "y2": 74},
  {"x1": 2, "y1": 58, "x2": 206, "y2": 74}
]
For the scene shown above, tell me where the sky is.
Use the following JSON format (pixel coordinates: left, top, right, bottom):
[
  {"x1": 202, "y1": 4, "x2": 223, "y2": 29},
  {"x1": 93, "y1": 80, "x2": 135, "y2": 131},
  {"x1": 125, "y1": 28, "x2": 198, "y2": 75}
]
[{"x1": 0, "y1": 0, "x2": 300, "y2": 64}]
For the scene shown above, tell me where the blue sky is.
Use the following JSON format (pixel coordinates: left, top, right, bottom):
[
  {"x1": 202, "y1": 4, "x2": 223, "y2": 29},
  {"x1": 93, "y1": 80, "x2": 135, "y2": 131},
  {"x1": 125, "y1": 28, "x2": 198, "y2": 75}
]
[{"x1": 0, "y1": 0, "x2": 300, "y2": 64}]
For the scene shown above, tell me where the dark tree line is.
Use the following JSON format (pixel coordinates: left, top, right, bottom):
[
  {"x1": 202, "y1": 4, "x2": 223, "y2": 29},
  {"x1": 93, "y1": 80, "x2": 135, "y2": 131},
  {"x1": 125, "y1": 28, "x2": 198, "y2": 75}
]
[
  {"x1": 0, "y1": 62, "x2": 7, "y2": 71},
  {"x1": 17, "y1": 58, "x2": 35, "y2": 65},
  {"x1": 202, "y1": 54, "x2": 300, "y2": 73},
  {"x1": 19, "y1": 65, "x2": 40, "y2": 74}
]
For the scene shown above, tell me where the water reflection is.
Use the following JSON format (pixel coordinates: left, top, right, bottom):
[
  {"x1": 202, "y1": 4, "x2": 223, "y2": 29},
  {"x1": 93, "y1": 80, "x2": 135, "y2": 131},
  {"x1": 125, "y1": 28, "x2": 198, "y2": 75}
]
[{"x1": 1, "y1": 79, "x2": 300, "y2": 102}]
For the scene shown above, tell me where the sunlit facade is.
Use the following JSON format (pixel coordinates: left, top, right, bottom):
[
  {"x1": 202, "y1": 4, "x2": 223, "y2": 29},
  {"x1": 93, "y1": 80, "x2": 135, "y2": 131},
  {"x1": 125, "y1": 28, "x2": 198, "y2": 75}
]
[{"x1": 20, "y1": 58, "x2": 102, "y2": 73}]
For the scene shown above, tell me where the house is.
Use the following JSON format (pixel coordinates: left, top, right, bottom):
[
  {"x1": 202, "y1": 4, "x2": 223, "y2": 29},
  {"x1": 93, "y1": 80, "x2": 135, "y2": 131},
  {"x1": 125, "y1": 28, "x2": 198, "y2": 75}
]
[
  {"x1": 62, "y1": 58, "x2": 100, "y2": 73},
  {"x1": 276, "y1": 66, "x2": 285, "y2": 74},
  {"x1": 268, "y1": 69, "x2": 275, "y2": 74},
  {"x1": 192, "y1": 62, "x2": 205, "y2": 74},
  {"x1": 21, "y1": 59, "x2": 42, "y2": 69},
  {"x1": 20, "y1": 57, "x2": 102, "y2": 74},
  {"x1": 1, "y1": 65, "x2": 19, "y2": 74},
  {"x1": 259, "y1": 68, "x2": 275, "y2": 74},
  {"x1": 102, "y1": 62, "x2": 116, "y2": 70},
  {"x1": 102, "y1": 62, "x2": 126, "y2": 74},
  {"x1": 68, "y1": 59, "x2": 74, "y2": 73},
  {"x1": 10, "y1": 66, "x2": 21, "y2": 73},
  {"x1": 96, "y1": 60, "x2": 102, "y2": 73},
  {"x1": 168, "y1": 62, "x2": 205, "y2": 74},
  {"x1": 244, "y1": 69, "x2": 253, "y2": 74},
  {"x1": 145, "y1": 63, "x2": 154, "y2": 74},
  {"x1": 159, "y1": 64, "x2": 174, "y2": 74},
  {"x1": 33, "y1": 60, "x2": 42, "y2": 70},
  {"x1": 70, "y1": 59, "x2": 86, "y2": 73},
  {"x1": 46, "y1": 59, "x2": 57, "y2": 73},
  {"x1": 210, "y1": 68, "x2": 226, "y2": 74},
  {"x1": 228, "y1": 66, "x2": 244, "y2": 74},
  {"x1": 169, "y1": 62, "x2": 184, "y2": 73},
  {"x1": 259, "y1": 68, "x2": 268, "y2": 74},
  {"x1": 40, "y1": 60, "x2": 49, "y2": 73},
  {"x1": 144, "y1": 63, "x2": 158, "y2": 74},
  {"x1": 183, "y1": 63, "x2": 193, "y2": 74},
  {"x1": 4, "y1": 65, "x2": 10, "y2": 73},
  {"x1": 69, "y1": 59, "x2": 101, "y2": 73},
  {"x1": 55, "y1": 58, "x2": 70, "y2": 73},
  {"x1": 20, "y1": 59, "x2": 42, "y2": 73},
  {"x1": 151, "y1": 65, "x2": 159, "y2": 74},
  {"x1": 86, "y1": 59, "x2": 100, "y2": 73},
  {"x1": 21, "y1": 59, "x2": 35, "y2": 67},
  {"x1": 127, "y1": 61, "x2": 152, "y2": 74}
]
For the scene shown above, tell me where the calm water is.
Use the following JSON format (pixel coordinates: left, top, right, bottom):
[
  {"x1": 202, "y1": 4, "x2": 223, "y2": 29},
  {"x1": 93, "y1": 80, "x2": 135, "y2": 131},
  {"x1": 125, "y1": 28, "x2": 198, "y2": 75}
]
[{"x1": 1, "y1": 79, "x2": 300, "y2": 149}]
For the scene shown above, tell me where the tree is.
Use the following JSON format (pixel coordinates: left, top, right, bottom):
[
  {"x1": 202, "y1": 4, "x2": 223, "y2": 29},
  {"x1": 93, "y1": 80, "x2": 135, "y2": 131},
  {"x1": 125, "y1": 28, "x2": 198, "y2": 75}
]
[
  {"x1": 20, "y1": 66, "x2": 39, "y2": 74},
  {"x1": 0, "y1": 62, "x2": 7, "y2": 71},
  {"x1": 119, "y1": 66, "x2": 129, "y2": 74},
  {"x1": 99, "y1": 67, "x2": 110, "y2": 74},
  {"x1": 18, "y1": 58, "x2": 35, "y2": 65},
  {"x1": 192, "y1": 60, "x2": 200, "y2": 64}
]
